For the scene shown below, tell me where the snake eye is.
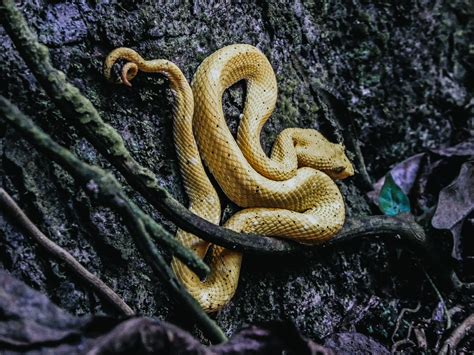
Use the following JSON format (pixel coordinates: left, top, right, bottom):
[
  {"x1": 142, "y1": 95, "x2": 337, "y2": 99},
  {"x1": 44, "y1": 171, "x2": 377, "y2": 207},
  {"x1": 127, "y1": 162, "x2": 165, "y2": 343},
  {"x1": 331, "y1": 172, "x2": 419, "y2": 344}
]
[{"x1": 333, "y1": 166, "x2": 345, "y2": 174}]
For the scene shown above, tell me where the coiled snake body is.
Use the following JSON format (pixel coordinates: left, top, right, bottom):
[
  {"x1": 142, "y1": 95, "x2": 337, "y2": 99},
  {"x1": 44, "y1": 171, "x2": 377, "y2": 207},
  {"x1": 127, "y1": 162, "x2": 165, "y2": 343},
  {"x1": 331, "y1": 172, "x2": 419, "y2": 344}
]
[{"x1": 104, "y1": 44, "x2": 354, "y2": 312}]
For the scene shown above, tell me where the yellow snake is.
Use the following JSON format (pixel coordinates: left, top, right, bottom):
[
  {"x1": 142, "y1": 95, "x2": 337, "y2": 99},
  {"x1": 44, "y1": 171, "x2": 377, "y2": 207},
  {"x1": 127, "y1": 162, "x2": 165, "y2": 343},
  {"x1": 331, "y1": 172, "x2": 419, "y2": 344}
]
[{"x1": 104, "y1": 44, "x2": 354, "y2": 312}]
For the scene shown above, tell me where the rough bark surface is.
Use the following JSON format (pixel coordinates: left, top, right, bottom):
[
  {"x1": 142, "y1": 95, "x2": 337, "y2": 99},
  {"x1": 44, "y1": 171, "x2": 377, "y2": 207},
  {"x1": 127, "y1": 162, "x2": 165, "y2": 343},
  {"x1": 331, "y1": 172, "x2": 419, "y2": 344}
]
[{"x1": 0, "y1": 0, "x2": 471, "y2": 347}]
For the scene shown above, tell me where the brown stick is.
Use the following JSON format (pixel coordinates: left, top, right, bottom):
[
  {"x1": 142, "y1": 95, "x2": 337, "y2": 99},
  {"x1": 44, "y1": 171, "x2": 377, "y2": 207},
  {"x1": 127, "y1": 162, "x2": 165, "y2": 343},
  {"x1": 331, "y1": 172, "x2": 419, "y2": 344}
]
[
  {"x1": 0, "y1": 188, "x2": 135, "y2": 316},
  {"x1": 439, "y1": 313, "x2": 474, "y2": 355}
]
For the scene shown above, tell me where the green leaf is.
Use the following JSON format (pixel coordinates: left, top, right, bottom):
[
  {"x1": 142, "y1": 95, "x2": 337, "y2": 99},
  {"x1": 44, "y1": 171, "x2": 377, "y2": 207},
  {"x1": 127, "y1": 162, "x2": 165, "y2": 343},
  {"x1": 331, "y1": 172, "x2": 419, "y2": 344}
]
[{"x1": 378, "y1": 173, "x2": 411, "y2": 216}]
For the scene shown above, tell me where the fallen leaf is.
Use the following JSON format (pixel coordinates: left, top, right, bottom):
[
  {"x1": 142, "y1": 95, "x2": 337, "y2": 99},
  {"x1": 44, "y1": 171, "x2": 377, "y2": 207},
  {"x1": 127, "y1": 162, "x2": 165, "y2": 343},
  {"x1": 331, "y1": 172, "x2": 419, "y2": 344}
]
[
  {"x1": 379, "y1": 173, "x2": 411, "y2": 216},
  {"x1": 368, "y1": 153, "x2": 424, "y2": 205},
  {"x1": 432, "y1": 161, "x2": 474, "y2": 230},
  {"x1": 432, "y1": 161, "x2": 474, "y2": 259}
]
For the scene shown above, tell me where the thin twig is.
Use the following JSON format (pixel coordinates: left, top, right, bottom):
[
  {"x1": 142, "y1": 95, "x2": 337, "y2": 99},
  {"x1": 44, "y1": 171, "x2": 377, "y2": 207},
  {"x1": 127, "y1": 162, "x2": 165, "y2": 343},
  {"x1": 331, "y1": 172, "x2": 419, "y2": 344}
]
[
  {"x1": 392, "y1": 321, "x2": 415, "y2": 353},
  {"x1": 0, "y1": 188, "x2": 135, "y2": 316},
  {"x1": 439, "y1": 313, "x2": 474, "y2": 355},
  {"x1": 391, "y1": 302, "x2": 421, "y2": 343},
  {"x1": 310, "y1": 85, "x2": 373, "y2": 191},
  {"x1": 0, "y1": 96, "x2": 226, "y2": 344}
]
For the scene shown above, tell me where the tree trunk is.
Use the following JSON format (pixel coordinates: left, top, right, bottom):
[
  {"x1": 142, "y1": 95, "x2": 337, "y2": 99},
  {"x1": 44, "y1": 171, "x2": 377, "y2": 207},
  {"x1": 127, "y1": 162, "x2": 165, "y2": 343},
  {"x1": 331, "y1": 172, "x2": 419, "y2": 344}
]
[{"x1": 0, "y1": 0, "x2": 471, "y2": 345}]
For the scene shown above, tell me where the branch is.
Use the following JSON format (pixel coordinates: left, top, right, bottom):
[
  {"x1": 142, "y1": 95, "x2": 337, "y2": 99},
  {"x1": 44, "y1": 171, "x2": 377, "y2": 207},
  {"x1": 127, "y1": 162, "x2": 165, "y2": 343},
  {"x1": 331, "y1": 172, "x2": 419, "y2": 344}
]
[
  {"x1": 0, "y1": 96, "x2": 227, "y2": 344},
  {"x1": 439, "y1": 313, "x2": 474, "y2": 355},
  {"x1": 117, "y1": 203, "x2": 227, "y2": 343},
  {"x1": 326, "y1": 214, "x2": 426, "y2": 248},
  {"x1": 0, "y1": 188, "x2": 135, "y2": 316}
]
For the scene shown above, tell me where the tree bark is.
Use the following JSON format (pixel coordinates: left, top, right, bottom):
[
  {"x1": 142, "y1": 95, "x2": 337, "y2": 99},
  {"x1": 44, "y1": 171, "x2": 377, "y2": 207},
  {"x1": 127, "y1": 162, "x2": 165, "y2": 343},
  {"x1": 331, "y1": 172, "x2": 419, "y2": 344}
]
[{"x1": 0, "y1": 0, "x2": 471, "y2": 345}]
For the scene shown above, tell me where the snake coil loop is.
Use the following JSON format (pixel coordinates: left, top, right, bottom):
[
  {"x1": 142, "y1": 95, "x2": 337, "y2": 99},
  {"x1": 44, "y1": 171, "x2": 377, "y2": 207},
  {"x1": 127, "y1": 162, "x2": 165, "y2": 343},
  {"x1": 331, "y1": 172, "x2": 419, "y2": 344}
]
[{"x1": 104, "y1": 44, "x2": 354, "y2": 312}]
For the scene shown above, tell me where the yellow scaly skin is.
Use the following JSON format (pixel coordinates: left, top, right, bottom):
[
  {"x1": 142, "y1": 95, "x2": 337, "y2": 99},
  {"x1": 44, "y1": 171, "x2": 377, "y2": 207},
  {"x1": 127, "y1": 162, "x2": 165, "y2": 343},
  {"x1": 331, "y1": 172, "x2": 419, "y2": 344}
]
[{"x1": 104, "y1": 44, "x2": 355, "y2": 312}]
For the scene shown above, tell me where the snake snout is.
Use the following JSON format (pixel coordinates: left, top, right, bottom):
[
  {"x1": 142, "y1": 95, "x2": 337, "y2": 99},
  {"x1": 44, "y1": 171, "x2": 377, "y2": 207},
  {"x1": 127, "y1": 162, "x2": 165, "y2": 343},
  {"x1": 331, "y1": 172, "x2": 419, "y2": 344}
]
[
  {"x1": 330, "y1": 144, "x2": 355, "y2": 179},
  {"x1": 330, "y1": 165, "x2": 354, "y2": 180},
  {"x1": 341, "y1": 164, "x2": 355, "y2": 178}
]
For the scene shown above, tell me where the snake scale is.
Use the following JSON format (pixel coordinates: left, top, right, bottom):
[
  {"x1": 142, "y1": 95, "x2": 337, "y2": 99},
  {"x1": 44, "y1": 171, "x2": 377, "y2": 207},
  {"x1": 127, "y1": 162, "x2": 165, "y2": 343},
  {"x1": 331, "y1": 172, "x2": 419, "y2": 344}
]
[{"x1": 104, "y1": 44, "x2": 354, "y2": 312}]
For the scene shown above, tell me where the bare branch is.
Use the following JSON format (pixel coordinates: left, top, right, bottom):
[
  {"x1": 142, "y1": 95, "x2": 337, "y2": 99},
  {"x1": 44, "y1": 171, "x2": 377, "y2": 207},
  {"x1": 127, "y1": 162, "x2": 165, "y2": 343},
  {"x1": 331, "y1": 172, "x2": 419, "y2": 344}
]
[
  {"x1": 439, "y1": 313, "x2": 474, "y2": 355},
  {"x1": 0, "y1": 188, "x2": 135, "y2": 316}
]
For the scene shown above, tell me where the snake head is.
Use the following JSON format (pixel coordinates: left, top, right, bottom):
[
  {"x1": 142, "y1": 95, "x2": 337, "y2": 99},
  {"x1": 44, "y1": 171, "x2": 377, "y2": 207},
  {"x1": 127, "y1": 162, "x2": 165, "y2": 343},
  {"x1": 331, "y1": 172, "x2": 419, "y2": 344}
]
[
  {"x1": 324, "y1": 143, "x2": 355, "y2": 180},
  {"x1": 295, "y1": 131, "x2": 355, "y2": 180}
]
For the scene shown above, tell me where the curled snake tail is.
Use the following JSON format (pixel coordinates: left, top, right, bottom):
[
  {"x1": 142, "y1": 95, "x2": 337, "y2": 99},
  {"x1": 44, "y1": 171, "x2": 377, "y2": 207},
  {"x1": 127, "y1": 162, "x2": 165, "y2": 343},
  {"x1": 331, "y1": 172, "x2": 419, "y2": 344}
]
[{"x1": 103, "y1": 47, "x2": 146, "y2": 83}]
